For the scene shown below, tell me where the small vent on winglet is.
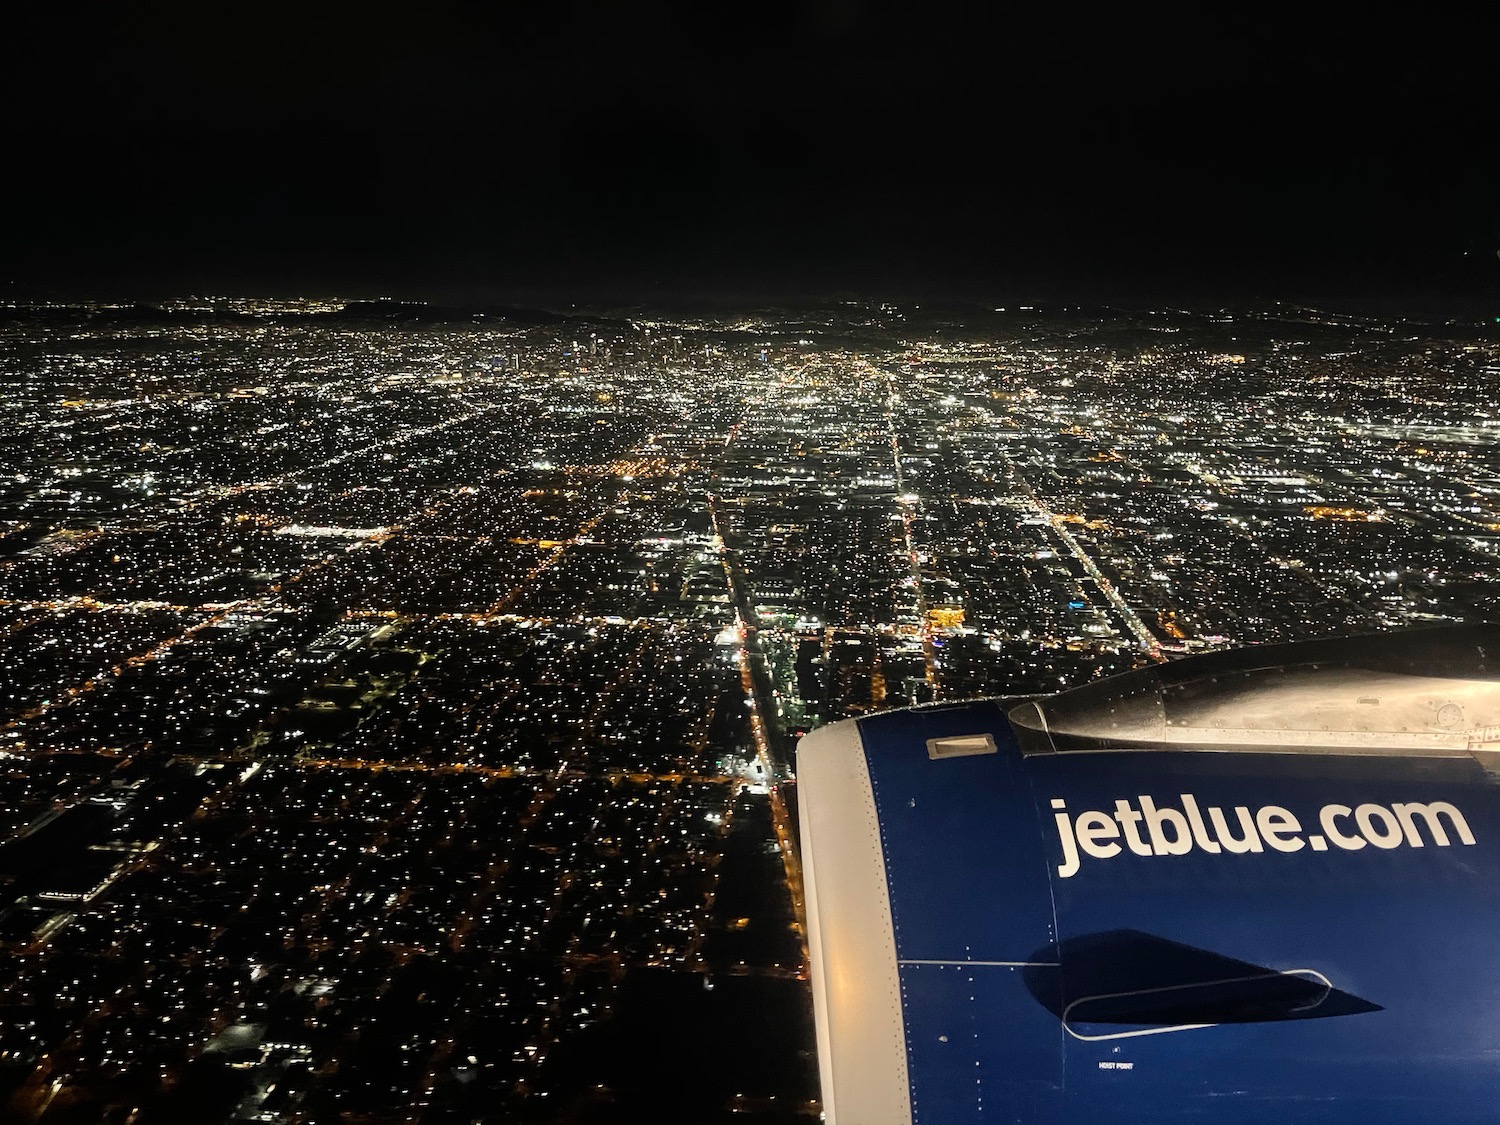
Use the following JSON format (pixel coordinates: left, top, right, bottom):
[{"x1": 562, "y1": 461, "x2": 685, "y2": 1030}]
[{"x1": 926, "y1": 733, "x2": 997, "y2": 760}]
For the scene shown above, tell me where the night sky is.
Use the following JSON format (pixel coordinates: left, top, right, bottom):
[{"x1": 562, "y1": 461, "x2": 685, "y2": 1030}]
[{"x1": 4, "y1": 4, "x2": 1496, "y2": 311}]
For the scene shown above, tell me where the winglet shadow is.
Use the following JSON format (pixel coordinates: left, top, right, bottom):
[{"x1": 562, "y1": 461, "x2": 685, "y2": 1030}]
[{"x1": 1022, "y1": 929, "x2": 1381, "y2": 1030}]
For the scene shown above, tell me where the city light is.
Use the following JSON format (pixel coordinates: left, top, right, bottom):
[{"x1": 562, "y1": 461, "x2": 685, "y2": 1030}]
[{"x1": 0, "y1": 298, "x2": 1493, "y2": 1120}]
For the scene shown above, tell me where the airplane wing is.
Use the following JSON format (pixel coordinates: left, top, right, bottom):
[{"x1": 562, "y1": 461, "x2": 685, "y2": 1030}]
[{"x1": 797, "y1": 626, "x2": 1500, "y2": 1124}]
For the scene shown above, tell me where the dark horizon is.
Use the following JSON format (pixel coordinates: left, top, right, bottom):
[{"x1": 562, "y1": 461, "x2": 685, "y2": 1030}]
[{"x1": 4, "y1": 5, "x2": 1497, "y2": 315}]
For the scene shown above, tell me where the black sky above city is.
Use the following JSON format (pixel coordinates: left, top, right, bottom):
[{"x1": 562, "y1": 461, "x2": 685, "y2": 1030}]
[{"x1": 3, "y1": 3, "x2": 1497, "y2": 312}]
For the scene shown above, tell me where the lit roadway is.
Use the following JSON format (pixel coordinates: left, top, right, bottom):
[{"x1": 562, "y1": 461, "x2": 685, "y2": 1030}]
[
  {"x1": 0, "y1": 601, "x2": 253, "y2": 742},
  {"x1": 1010, "y1": 471, "x2": 1165, "y2": 659},
  {"x1": 897, "y1": 373, "x2": 1164, "y2": 658},
  {"x1": 883, "y1": 371, "x2": 938, "y2": 690},
  {"x1": 0, "y1": 402, "x2": 583, "y2": 746},
  {"x1": 705, "y1": 476, "x2": 810, "y2": 975},
  {"x1": 1041, "y1": 506, "x2": 1163, "y2": 655},
  {"x1": 735, "y1": 632, "x2": 809, "y2": 976}
]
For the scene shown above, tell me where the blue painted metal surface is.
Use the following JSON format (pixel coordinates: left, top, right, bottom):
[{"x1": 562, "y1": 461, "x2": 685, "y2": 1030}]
[{"x1": 856, "y1": 699, "x2": 1500, "y2": 1124}]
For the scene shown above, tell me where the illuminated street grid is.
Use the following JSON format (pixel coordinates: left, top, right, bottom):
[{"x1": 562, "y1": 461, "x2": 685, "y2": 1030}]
[{"x1": 0, "y1": 299, "x2": 1496, "y2": 1122}]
